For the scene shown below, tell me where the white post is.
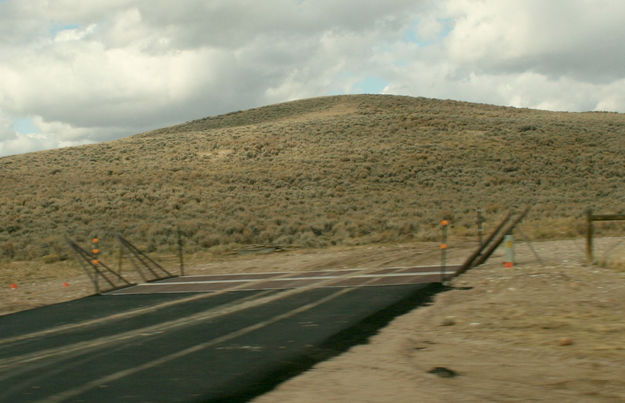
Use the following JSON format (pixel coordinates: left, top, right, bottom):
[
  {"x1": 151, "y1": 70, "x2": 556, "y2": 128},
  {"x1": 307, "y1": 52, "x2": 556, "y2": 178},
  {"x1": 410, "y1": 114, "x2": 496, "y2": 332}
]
[{"x1": 504, "y1": 234, "x2": 514, "y2": 267}]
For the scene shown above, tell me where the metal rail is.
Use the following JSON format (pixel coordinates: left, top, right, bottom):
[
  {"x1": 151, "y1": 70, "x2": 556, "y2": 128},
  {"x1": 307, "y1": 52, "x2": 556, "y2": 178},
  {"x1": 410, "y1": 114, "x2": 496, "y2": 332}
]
[
  {"x1": 117, "y1": 235, "x2": 174, "y2": 282},
  {"x1": 472, "y1": 206, "x2": 531, "y2": 267},
  {"x1": 456, "y1": 211, "x2": 512, "y2": 275},
  {"x1": 66, "y1": 238, "x2": 133, "y2": 293},
  {"x1": 456, "y1": 206, "x2": 530, "y2": 275}
]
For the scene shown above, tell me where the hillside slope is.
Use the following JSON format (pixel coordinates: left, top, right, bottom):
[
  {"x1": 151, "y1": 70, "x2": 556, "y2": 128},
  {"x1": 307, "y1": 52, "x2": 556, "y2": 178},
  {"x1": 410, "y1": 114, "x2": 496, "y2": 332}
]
[{"x1": 1, "y1": 94, "x2": 625, "y2": 261}]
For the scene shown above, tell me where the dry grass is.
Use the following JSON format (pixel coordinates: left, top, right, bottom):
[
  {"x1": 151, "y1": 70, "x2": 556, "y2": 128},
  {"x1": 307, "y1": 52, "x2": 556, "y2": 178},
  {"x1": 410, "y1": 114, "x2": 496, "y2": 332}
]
[{"x1": 1, "y1": 94, "x2": 625, "y2": 264}]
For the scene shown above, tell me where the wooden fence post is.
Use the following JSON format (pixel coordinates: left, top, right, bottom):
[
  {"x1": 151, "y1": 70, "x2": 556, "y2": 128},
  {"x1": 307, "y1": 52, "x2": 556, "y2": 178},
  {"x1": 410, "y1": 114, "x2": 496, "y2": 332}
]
[{"x1": 585, "y1": 210, "x2": 625, "y2": 265}]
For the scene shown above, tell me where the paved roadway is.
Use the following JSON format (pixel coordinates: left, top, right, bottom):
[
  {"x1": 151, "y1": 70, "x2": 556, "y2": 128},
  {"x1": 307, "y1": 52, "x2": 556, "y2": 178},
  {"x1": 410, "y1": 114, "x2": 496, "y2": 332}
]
[{"x1": 0, "y1": 266, "x2": 456, "y2": 402}]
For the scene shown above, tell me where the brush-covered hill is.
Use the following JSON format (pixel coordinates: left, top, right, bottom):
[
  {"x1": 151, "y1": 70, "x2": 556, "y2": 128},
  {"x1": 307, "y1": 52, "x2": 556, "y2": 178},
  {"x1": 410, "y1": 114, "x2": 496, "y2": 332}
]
[{"x1": 1, "y1": 94, "x2": 625, "y2": 262}]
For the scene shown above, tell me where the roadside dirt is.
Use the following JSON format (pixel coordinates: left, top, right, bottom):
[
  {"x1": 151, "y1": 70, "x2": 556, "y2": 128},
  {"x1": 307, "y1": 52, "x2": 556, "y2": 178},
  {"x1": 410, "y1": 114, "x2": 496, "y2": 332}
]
[
  {"x1": 254, "y1": 238, "x2": 625, "y2": 402},
  {"x1": 2, "y1": 238, "x2": 625, "y2": 401}
]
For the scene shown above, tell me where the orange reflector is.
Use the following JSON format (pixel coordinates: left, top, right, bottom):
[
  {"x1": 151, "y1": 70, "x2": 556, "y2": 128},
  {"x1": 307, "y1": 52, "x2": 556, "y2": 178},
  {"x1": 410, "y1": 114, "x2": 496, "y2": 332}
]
[
  {"x1": 505, "y1": 262, "x2": 514, "y2": 268},
  {"x1": 92, "y1": 259, "x2": 99, "y2": 265},
  {"x1": 10, "y1": 283, "x2": 17, "y2": 290},
  {"x1": 92, "y1": 249, "x2": 100, "y2": 255},
  {"x1": 441, "y1": 220, "x2": 449, "y2": 226},
  {"x1": 63, "y1": 282, "x2": 69, "y2": 287},
  {"x1": 440, "y1": 243, "x2": 448, "y2": 249},
  {"x1": 92, "y1": 238, "x2": 99, "y2": 244}
]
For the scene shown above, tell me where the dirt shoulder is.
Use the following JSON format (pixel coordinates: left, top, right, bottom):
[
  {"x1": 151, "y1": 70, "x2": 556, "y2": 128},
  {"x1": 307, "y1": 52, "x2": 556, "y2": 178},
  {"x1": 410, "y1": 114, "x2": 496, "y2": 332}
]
[{"x1": 254, "y1": 239, "x2": 625, "y2": 402}]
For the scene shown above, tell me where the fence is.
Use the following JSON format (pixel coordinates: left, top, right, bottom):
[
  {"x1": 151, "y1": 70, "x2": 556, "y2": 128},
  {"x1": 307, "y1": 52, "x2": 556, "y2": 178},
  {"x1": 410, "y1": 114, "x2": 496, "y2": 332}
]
[
  {"x1": 585, "y1": 209, "x2": 625, "y2": 263},
  {"x1": 67, "y1": 234, "x2": 182, "y2": 293}
]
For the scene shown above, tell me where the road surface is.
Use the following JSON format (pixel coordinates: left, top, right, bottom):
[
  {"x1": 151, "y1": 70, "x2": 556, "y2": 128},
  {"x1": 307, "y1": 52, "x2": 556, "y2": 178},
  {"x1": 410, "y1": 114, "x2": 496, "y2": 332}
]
[{"x1": 0, "y1": 266, "x2": 452, "y2": 402}]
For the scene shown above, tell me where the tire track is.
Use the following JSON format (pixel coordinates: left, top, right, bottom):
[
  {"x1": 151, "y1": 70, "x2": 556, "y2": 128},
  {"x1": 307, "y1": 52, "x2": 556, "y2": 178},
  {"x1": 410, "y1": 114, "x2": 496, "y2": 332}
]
[
  {"x1": 0, "y1": 270, "x2": 304, "y2": 347},
  {"x1": 0, "y1": 265, "x2": 419, "y2": 379},
  {"x1": 41, "y1": 285, "x2": 359, "y2": 403}
]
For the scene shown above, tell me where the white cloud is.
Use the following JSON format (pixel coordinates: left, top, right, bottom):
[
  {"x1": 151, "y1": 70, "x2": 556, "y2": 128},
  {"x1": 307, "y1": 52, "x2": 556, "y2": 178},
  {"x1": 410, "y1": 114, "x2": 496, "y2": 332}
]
[
  {"x1": 0, "y1": 109, "x2": 100, "y2": 157},
  {"x1": 444, "y1": 0, "x2": 625, "y2": 81},
  {"x1": 0, "y1": 110, "x2": 54, "y2": 156},
  {"x1": 0, "y1": 133, "x2": 54, "y2": 157},
  {"x1": 1, "y1": 0, "x2": 625, "y2": 157},
  {"x1": 53, "y1": 24, "x2": 97, "y2": 43}
]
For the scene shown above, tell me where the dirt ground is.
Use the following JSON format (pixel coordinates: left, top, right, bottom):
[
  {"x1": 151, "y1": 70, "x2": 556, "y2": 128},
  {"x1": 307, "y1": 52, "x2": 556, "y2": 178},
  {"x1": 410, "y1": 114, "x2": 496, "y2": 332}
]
[
  {"x1": 2, "y1": 238, "x2": 625, "y2": 402},
  {"x1": 254, "y1": 239, "x2": 625, "y2": 402}
]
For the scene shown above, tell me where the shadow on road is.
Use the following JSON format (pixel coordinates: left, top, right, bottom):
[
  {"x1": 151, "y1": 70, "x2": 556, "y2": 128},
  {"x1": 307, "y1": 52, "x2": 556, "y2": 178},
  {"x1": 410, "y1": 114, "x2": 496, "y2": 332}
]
[{"x1": 213, "y1": 282, "x2": 445, "y2": 403}]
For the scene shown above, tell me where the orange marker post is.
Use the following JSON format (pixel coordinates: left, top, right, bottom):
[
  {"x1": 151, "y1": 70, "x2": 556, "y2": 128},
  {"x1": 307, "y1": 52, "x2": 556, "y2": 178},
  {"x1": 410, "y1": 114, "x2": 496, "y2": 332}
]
[
  {"x1": 92, "y1": 239, "x2": 100, "y2": 265},
  {"x1": 440, "y1": 220, "x2": 449, "y2": 282},
  {"x1": 92, "y1": 236, "x2": 100, "y2": 293},
  {"x1": 10, "y1": 283, "x2": 17, "y2": 290}
]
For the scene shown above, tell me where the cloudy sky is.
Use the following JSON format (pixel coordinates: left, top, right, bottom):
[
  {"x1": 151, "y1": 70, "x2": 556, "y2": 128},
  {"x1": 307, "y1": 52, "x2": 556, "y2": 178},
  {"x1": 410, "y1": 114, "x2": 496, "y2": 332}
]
[{"x1": 1, "y1": 0, "x2": 624, "y2": 157}]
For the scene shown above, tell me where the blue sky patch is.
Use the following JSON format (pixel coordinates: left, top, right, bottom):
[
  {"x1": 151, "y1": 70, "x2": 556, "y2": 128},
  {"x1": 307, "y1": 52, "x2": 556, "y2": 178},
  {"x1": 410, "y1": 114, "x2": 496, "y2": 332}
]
[
  {"x1": 404, "y1": 18, "x2": 453, "y2": 46},
  {"x1": 50, "y1": 23, "x2": 80, "y2": 37},
  {"x1": 13, "y1": 117, "x2": 40, "y2": 134},
  {"x1": 355, "y1": 76, "x2": 389, "y2": 94}
]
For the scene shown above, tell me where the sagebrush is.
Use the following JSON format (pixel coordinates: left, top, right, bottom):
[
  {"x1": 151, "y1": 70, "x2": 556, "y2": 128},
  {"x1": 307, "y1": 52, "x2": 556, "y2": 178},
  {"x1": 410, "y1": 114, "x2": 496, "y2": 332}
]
[{"x1": 1, "y1": 94, "x2": 625, "y2": 261}]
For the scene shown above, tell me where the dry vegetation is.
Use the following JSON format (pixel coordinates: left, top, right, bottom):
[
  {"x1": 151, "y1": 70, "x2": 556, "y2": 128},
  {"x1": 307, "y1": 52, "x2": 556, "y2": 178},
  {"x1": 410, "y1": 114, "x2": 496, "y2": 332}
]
[{"x1": 1, "y1": 94, "x2": 625, "y2": 264}]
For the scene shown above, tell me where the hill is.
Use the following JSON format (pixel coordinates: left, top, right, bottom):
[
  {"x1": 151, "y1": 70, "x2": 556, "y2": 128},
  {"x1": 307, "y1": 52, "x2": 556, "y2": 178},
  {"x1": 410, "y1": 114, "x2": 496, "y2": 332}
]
[{"x1": 1, "y1": 94, "x2": 625, "y2": 262}]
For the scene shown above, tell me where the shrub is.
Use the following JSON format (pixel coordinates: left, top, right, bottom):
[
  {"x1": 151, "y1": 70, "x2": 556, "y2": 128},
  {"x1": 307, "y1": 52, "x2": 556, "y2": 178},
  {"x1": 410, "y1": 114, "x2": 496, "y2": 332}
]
[{"x1": 42, "y1": 254, "x2": 61, "y2": 264}]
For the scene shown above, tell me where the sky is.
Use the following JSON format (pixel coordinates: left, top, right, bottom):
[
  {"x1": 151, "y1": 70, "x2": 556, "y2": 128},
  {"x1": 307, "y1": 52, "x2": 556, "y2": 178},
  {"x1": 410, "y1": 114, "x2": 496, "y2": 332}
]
[{"x1": 1, "y1": 0, "x2": 625, "y2": 157}]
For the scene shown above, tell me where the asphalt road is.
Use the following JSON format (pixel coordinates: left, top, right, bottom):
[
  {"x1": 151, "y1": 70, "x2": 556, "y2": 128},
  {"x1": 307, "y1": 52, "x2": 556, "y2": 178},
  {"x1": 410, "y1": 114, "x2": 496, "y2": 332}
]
[{"x1": 0, "y1": 281, "x2": 443, "y2": 402}]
